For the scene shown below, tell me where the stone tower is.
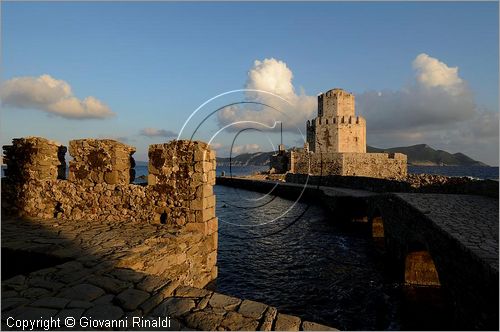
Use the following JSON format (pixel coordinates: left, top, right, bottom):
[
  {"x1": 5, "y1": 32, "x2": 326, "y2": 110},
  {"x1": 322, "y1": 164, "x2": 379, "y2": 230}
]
[{"x1": 306, "y1": 88, "x2": 366, "y2": 153}]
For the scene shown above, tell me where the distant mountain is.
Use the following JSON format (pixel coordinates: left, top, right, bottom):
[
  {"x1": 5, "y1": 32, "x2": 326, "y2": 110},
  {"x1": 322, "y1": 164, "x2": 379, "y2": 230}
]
[
  {"x1": 215, "y1": 144, "x2": 488, "y2": 167},
  {"x1": 367, "y1": 144, "x2": 488, "y2": 166},
  {"x1": 217, "y1": 151, "x2": 274, "y2": 166}
]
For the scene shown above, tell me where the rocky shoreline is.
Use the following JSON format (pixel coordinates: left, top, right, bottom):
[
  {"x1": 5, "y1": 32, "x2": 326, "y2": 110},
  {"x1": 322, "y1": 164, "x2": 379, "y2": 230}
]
[
  {"x1": 406, "y1": 173, "x2": 483, "y2": 188},
  {"x1": 228, "y1": 171, "x2": 498, "y2": 198}
]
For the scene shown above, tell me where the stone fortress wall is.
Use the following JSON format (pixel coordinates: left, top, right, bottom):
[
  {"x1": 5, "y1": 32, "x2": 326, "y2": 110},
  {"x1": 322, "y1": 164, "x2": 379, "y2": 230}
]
[
  {"x1": 2, "y1": 136, "x2": 218, "y2": 289},
  {"x1": 289, "y1": 150, "x2": 407, "y2": 180},
  {"x1": 272, "y1": 88, "x2": 407, "y2": 180}
]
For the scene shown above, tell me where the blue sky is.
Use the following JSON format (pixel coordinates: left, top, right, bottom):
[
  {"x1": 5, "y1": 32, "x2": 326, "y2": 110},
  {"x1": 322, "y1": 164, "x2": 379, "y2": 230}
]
[{"x1": 1, "y1": 2, "x2": 498, "y2": 164}]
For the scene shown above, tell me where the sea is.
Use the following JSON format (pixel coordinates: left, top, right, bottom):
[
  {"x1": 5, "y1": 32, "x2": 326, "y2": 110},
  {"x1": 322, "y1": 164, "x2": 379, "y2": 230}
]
[{"x1": 132, "y1": 165, "x2": 499, "y2": 182}]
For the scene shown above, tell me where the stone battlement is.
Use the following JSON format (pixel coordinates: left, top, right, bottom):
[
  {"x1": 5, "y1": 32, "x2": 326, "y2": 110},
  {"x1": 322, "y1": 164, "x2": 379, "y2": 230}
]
[
  {"x1": 3, "y1": 136, "x2": 67, "y2": 182},
  {"x1": 307, "y1": 115, "x2": 366, "y2": 126},
  {"x1": 2, "y1": 136, "x2": 218, "y2": 288},
  {"x1": 318, "y1": 88, "x2": 355, "y2": 118},
  {"x1": 68, "y1": 139, "x2": 136, "y2": 185}
]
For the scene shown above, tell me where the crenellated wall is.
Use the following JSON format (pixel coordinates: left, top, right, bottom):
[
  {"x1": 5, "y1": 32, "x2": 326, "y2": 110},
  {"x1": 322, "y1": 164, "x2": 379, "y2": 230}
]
[{"x1": 1, "y1": 136, "x2": 218, "y2": 288}]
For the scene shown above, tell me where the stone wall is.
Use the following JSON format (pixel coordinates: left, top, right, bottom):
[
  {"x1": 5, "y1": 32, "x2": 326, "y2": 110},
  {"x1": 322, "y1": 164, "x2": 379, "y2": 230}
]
[
  {"x1": 1, "y1": 137, "x2": 218, "y2": 288},
  {"x1": 341, "y1": 152, "x2": 407, "y2": 179},
  {"x1": 289, "y1": 150, "x2": 407, "y2": 180},
  {"x1": 68, "y1": 139, "x2": 136, "y2": 185}
]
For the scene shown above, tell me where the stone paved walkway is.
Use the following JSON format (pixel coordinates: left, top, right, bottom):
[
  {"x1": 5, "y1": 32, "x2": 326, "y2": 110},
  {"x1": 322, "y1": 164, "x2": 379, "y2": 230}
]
[
  {"x1": 1, "y1": 217, "x2": 337, "y2": 331},
  {"x1": 395, "y1": 193, "x2": 499, "y2": 272}
]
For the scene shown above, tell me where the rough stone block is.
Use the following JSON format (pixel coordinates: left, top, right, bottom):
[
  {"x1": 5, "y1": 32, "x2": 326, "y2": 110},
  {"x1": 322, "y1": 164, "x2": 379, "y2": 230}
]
[
  {"x1": 206, "y1": 251, "x2": 217, "y2": 268},
  {"x1": 238, "y1": 299, "x2": 268, "y2": 319},
  {"x1": 220, "y1": 311, "x2": 259, "y2": 330},
  {"x1": 302, "y1": 321, "x2": 338, "y2": 331},
  {"x1": 115, "y1": 288, "x2": 150, "y2": 311},
  {"x1": 196, "y1": 184, "x2": 213, "y2": 199},
  {"x1": 206, "y1": 217, "x2": 218, "y2": 235},
  {"x1": 85, "y1": 304, "x2": 124, "y2": 320},
  {"x1": 209, "y1": 293, "x2": 241, "y2": 310},
  {"x1": 190, "y1": 195, "x2": 215, "y2": 210},
  {"x1": 58, "y1": 284, "x2": 105, "y2": 301},
  {"x1": 275, "y1": 313, "x2": 301, "y2": 331},
  {"x1": 195, "y1": 207, "x2": 215, "y2": 223},
  {"x1": 30, "y1": 297, "x2": 70, "y2": 309},
  {"x1": 259, "y1": 306, "x2": 277, "y2": 331}
]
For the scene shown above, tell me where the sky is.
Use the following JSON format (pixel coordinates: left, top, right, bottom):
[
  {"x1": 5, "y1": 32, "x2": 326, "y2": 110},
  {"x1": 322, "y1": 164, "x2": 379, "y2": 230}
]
[{"x1": 1, "y1": 2, "x2": 498, "y2": 165}]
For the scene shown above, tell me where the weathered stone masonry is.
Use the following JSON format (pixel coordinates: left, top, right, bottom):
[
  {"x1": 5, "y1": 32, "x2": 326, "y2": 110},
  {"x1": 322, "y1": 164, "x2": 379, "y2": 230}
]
[{"x1": 2, "y1": 137, "x2": 218, "y2": 289}]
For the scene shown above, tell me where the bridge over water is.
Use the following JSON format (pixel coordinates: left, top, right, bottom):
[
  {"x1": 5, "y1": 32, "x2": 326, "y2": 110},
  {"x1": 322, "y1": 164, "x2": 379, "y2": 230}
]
[{"x1": 216, "y1": 176, "x2": 499, "y2": 330}]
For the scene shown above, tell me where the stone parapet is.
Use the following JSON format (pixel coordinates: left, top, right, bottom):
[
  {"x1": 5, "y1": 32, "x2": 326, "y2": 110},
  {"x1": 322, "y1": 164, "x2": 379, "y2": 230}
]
[
  {"x1": 2, "y1": 136, "x2": 218, "y2": 288},
  {"x1": 68, "y1": 139, "x2": 136, "y2": 185},
  {"x1": 2, "y1": 136, "x2": 66, "y2": 182}
]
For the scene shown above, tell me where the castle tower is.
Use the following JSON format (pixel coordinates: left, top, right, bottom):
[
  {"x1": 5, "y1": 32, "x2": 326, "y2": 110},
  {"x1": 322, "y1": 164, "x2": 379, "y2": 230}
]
[{"x1": 307, "y1": 88, "x2": 366, "y2": 153}]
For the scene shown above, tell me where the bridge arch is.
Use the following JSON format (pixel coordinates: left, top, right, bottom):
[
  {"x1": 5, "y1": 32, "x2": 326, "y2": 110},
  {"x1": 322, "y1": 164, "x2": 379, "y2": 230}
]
[
  {"x1": 404, "y1": 242, "x2": 441, "y2": 287},
  {"x1": 369, "y1": 208, "x2": 385, "y2": 250}
]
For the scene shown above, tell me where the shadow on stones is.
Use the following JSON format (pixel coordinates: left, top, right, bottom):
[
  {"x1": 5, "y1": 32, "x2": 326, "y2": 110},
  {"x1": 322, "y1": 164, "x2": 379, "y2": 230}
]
[
  {"x1": 2, "y1": 248, "x2": 71, "y2": 280},
  {"x1": 0, "y1": 216, "x2": 201, "y2": 331}
]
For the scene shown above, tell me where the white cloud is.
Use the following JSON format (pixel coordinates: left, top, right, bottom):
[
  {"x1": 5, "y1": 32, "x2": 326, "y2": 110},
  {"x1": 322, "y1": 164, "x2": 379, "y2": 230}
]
[
  {"x1": 139, "y1": 128, "x2": 178, "y2": 138},
  {"x1": 246, "y1": 58, "x2": 296, "y2": 99},
  {"x1": 0, "y1": 74, "x2": 114, "y2": 119},
  {"x1": 413, "y1": 53, "x2": 464, "y2": 95},
  {"x1": 355, "y1": 53, "x2": 498, "y2": 164},
  {"x1": 231, "y1": 143, "x2": 261, "y2": 155},
  {"x1": 357, "y1": 53, "x2": 475, "y2": 131},
  {"x1": 217, "y1": 58, "x2": 316, "y2": 133},
  {"x1": 209, "y1": 142, "x2": 224, "y2": 150}
]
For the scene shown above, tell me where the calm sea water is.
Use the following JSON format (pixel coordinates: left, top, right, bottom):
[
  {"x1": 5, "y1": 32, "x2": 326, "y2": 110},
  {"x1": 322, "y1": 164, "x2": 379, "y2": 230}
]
[
  {"x1": 214, "y1": 185, "x2": 399, "y2": 330},
  {"x1": 408, "y1": 165, "x2": 499, "y2": 180},
  {"x1": 214, "y1": 185, "x2": 459, "y2": 330}
]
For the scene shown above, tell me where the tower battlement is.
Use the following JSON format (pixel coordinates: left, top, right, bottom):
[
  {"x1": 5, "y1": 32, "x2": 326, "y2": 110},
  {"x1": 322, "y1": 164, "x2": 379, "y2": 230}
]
[
  {"x1": 308, "y1": 89, "x2": 366, "y2": 153},
  {"x1": 318, "y1": 88, "x2": 355, "y2": 118}
]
